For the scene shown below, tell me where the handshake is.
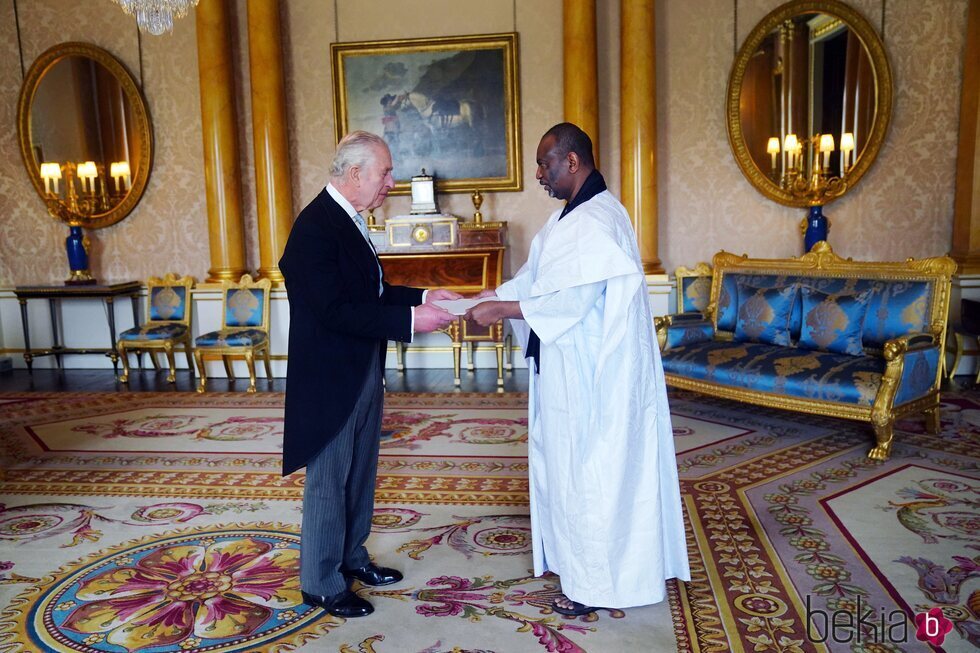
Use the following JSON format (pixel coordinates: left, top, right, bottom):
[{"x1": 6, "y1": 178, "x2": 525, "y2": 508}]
[{"x1": 414, "y1": 288, "x2": 501, "y2": 333}]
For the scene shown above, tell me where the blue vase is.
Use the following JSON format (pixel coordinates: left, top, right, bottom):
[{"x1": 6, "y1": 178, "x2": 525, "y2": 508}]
[
  {"x1": 65, "y1": 226, "x2": 94, "y2": 284},
  {"x1": 804, "y1": 205, "x2": 828, "y2": 252}
]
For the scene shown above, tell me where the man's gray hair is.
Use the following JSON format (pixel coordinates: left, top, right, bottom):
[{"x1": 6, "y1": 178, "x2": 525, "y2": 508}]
[{"x1": 329, "y1": 131, "x2": 389, "y2": 179}]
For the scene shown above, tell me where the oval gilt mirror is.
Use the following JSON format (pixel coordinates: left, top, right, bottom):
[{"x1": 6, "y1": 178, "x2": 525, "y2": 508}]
[
  {"x1": 726, "y1": 0, "x2": 892, "y2": 207},
  {"x1": 17, "y1": 42, "x2": 153, "y2": 228}
]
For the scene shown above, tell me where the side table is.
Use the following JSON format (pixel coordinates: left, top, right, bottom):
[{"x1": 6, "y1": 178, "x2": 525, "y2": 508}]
[{"x1": 14, "y1": 281, "x2": 142, "y2": 375}]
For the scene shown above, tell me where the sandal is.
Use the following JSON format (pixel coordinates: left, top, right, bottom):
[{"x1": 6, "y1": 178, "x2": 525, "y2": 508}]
[{"x1": 552, "y1": 596, "x2": 600, "y2": 616}]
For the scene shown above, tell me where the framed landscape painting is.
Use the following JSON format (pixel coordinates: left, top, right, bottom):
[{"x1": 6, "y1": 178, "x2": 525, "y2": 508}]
[{"x1": 331, "y1": 32, "x2": 522, "y2": 194}]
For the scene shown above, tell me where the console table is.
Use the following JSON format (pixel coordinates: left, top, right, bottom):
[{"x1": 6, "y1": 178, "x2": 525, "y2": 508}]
[
  {"x1": 379, "y1": 246, "x2": 510, "y2": 386},
  {"x1": 14, "y1": 281, "x2": 141, "y2": 374}
]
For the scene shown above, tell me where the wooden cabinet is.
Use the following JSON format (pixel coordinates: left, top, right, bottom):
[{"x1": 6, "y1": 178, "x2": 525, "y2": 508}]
[{"x1": 379, "y1": 246, "x2": 510, "y2": 386}]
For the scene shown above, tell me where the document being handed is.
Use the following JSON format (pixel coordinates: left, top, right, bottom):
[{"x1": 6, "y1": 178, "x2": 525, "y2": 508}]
[{"x1": 432, "y1": 297, "x2": 502, "y2": 316}]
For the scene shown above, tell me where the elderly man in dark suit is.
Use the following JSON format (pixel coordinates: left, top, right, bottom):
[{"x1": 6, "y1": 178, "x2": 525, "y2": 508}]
[{"x1": 279, "y1": 131, "x2": 457, "y2": 618}]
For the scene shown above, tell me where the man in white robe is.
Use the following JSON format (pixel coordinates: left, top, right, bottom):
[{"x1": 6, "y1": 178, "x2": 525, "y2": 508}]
[{"x1": 466, "y1": 123, "x2": 690, "y2": 615}]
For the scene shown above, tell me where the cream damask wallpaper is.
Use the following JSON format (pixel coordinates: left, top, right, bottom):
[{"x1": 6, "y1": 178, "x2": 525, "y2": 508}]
[{"x1": 0, "y1": 0, "x2": 968, "y2": 286}]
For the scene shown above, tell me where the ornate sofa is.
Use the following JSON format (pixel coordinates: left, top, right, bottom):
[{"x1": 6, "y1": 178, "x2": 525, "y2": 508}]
[{"x1": 655, "y1": 242, "x2": 956, "y2": 460}]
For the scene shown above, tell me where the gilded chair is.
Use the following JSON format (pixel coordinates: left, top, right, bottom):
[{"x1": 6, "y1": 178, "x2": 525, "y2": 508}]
[
  {"x1": 674, "y1": 262, "x2": 713, "y2": 314},
  {"x1": 194, "y1": 274, "x2": 273, "y2": 393},
  {"x1": 117, "y1": 273, "x2": 195, "y2": 384}
]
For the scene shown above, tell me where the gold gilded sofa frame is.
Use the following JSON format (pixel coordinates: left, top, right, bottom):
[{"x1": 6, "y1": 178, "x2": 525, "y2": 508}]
[{"x1": 656, "y1": 242, "x2": 956, "y2": 461}]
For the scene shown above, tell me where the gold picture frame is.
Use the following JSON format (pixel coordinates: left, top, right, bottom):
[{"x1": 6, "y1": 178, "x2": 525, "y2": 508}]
[{"x1": 331, "y1": 32, "x2": 522, "y2": 195}]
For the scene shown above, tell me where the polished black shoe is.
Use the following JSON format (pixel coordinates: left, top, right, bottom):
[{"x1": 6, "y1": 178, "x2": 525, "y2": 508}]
[
  {"x1": 301, "y1": 590, "x2": 374, "y2": 617},
  {"x1": 342, "y1": 563, "x2": 403, "y2": 586}
]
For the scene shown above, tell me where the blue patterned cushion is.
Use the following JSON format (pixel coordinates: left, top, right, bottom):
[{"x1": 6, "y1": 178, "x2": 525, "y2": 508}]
[
  {"x1": 148, "y1": 286, "x2": 188, "y2": 321},
  {"x1": 224, "y1": 288, "x2": 265, "y2": 327},
  {"x1": 119, "y1": 323, "x2": 188, "y2": 341},
  {"x1": 195, "y1": 328, "x2": 267, "y2": 347},
  {"x1": 661, "y1": 340, "x2": 884, "y2": 406},
  {"x1": 734, "y1": 282, "x2": 799, "y2": 346},
  {"x1": 666, "y1": 321, "x2": 715, "y2": 350},
  {"x1": 798, "y1": 287, "x2": 872, "y2": 356},
  {"x1": 680, "y1": 276, "x2": 712, "y2": 313}
]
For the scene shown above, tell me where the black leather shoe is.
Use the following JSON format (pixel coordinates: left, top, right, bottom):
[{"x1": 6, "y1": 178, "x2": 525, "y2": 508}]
[
  {"x1": 301, "y1": 590, "x2": 373, "y2": 617},
  {"x1": 342, "y1": 563, "x2": 403, "y2": 586}
]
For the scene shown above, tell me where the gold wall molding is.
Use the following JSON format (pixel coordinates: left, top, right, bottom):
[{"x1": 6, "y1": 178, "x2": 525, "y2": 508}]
[{"x1": 952, "y1": 0, "x2": 980, "y2": 274}]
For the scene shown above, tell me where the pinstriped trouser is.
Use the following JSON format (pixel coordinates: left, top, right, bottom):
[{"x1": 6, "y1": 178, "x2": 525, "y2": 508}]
[{"x1": 299, "y1": 352, "x2": 383, "y2": 597}]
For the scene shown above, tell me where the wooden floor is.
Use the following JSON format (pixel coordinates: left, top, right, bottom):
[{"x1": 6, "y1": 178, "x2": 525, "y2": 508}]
[{"x1": 0, "y1": 366, "x2": 529, "y2": 394}]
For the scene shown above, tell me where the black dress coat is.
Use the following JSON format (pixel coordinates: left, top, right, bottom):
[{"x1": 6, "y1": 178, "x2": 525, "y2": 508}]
[{"x1": 278, "y1": 189, "x2": 423, "y2": 475}]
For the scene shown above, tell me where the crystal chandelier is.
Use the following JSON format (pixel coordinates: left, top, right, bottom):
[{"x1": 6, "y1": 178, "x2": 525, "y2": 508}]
[{"x1": 112, "y1": 0, "x2": 200, "y2": 36}]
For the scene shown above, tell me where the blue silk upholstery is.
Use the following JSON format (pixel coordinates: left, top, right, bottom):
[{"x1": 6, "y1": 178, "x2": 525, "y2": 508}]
[
  {"x1": 119, "y1": 323, "x2": 188, "y2": 341},
  {"x1": 661, "y1": 341, "x2": 884, "y2": 406},
  {"x1": 148, "y1": 286, "x2": 188, "y2": 321},
  {"x1": 894, "y1": 346, "x2": 940, "y2": 405},
  {"x1": 196, "y1": 328, "x2": 268, "y2": 347},
  {"x1": 798, "y1": 286, "x2": 872, "y2": 356},
  {"x1": 734, "y1": 282, "x2": 798, "y2": 346},
  {"x1": 223, "y1": 289, "x2": 265, "y2": 327},
  {"x1": 715, "y1": 274, "x2": 931, "y2": 348},
  {"x1": 680, "y1": 276, "x2": 712, "y2": 313},
  {"x1": 665, "y1": 320, "x2": 715, "y2": 350}
]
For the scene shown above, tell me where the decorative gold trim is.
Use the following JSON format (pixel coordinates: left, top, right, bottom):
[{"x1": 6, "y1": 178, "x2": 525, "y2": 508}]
[
  {"x1": 331, "y1": 33, "x2": 522, "y2": 195},
  {"x1": 725, "y1": 0, "x2": 892, "y2": 208},
  {"x1": 17, "y1": 42, "x2": 153, "y2": 229}
]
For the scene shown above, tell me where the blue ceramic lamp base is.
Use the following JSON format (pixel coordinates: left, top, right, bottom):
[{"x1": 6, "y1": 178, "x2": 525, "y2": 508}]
[
  {"x1": 803, "y1": 205, "x2": 829, "y2": 253},
  {"x1": 65, "y1": 225, "x2": 96, "y2": 285}
]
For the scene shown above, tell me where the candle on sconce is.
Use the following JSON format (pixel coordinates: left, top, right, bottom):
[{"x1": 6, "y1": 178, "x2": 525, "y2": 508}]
[
  {"x1": 784, "y1": 134, "x2": 799, "y2": 170},
  {"x1": 819, "y1": 134, "x2": 835, "y2": 170},
  {"x1": 40, "y1": 162, "x2": 61, "y2": 195},
  {"x1": 840, "y1": 132, "x2": 855, "y2": 172},
  {"x1": 110, "y1": 161, "x2": 131, "y2": 192},
  {"x1": 77, "y1": 161, "x2": 97, "y2": 193},
  {"x1": 766, "y1": 137, "x2": 780, "y2": 173}
]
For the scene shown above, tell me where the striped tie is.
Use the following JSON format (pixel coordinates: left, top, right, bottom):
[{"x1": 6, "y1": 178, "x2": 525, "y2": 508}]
[{"x1": 353, "y1": 213, "x2": 383, "y2": 295}]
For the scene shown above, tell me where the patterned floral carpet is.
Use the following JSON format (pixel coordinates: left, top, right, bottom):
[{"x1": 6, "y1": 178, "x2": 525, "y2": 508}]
[{"x1": 0, "y1": 389, "x2": 976, "y2": 652}]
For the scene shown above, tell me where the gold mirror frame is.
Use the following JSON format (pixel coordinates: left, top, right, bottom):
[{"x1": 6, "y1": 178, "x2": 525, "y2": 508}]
[
  {"x1": 726, "y1": 0, "x2": 892, "y2": 208},
  {"x1": 17, "y1": 42, "x2": 153, "y2": 229}
]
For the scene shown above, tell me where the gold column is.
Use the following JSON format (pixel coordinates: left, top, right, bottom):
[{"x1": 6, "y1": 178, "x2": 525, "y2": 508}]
[
  {"x1": 247, "y1": 0, "x2": 293, "y2": 284},
  {"x1": 620, "y1": 0, "x2": 662, "y2": 274},
  {"x1": 196, "y1": 0, "x2": 247, "y2": 283},
  {"x1": 952, "y1": 0, "x2": 980, "y2": 274},
  {"x1": 563, "y1": 0, "x2": 599, "y2": 167}
]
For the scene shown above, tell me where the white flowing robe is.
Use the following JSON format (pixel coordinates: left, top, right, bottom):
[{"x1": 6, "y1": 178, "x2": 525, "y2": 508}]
[{"x1": 495, "y1": 190, "x2": 690, "y2": 608}]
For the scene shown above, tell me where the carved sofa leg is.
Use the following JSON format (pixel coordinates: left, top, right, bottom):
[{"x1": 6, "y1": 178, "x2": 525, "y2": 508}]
[
  {"x1": 869, "y1": 421, "x2": 894, "y2": 461},
  {"x1": 924, "y1": 406, "x2": 941, "y2": 434}
]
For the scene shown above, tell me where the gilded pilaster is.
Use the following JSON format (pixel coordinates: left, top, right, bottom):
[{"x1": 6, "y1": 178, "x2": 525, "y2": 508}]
[
  {"x1": 563, "y1": 0, "x2": 600, "y2": 167},
  {"x1": 247, "y1": 0, "x2": 293, "y2": 284},
  {"x1": 620, "y1": 0, "x2": 662, "y2": 274},
  {"x1": 952, "y1": 0, "x2": 980, "y2": 274},
  {"x1": 196, "y1": 0, "x2": 247, "y2": 283}
]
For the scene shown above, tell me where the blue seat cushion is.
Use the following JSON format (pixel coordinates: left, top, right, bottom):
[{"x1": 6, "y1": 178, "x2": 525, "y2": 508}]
[
  {"x1": 195, "y1": 329, "x2": 268, "y2": 347},
  {"x1": 662, "y1": 340, "x2": 885, "y2": 406},
  {"x1": 798, "y1": 286, "x2": 873, "y2": 356},
  {"x1": 119, "y1": 323, "x2": 188, "y2": 341},
  {"x1": 734, "y1": 282, "x2": 798, "y2": 346}
]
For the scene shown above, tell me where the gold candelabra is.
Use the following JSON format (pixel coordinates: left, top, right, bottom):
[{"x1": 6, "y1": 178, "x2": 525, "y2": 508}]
[
  {"x1": 766, "y1": 132, "x2": 854, "y2": 206},
  {"x1": 40, "y1": 160, "x2": 129, "y2": 225}
]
